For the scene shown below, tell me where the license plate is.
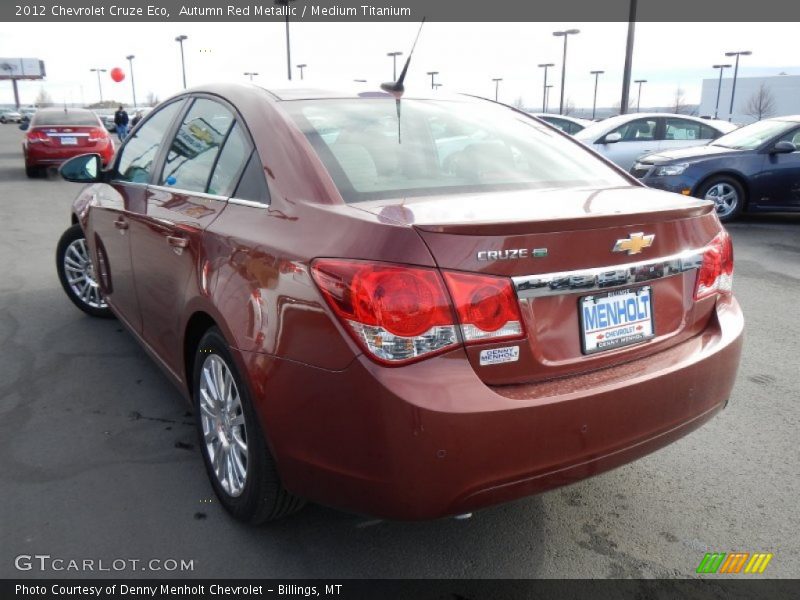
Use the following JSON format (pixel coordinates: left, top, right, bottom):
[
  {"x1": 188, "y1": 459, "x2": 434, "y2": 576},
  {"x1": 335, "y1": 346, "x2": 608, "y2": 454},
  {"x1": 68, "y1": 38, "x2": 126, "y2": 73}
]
[
  {"x1": 579, "y1": 286, "x2": 654, "y2": 354},
  {"x1": 60, "y1": 136, "x2": 78, "y2": 145}
]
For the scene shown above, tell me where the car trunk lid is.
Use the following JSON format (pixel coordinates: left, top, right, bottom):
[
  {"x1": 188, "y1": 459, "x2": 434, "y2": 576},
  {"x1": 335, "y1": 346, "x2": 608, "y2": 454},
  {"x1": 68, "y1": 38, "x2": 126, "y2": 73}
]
[{"x1": 354, "y1": 186, "x2": 722, "y2": 385}]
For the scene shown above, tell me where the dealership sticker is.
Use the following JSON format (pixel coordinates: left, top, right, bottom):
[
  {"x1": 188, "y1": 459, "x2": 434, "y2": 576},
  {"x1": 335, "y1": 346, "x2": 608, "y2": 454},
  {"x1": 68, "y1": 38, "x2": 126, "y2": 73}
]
[{"x1": 479, "y1": 346, "x2": 520, "y2": 366}]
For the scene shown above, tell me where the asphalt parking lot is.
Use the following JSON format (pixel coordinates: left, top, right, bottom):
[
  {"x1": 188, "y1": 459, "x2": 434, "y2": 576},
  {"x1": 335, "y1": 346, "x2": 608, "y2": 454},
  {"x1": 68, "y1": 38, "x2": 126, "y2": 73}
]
[{"x1": 1, "y1": 123, "x2": 798, "y2": 580}]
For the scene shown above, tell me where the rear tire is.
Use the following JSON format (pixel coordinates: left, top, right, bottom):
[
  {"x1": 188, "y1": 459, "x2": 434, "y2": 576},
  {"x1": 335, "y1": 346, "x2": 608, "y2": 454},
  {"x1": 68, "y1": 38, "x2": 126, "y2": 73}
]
[
  {"x1": 25, "y1": 165, "x2": 39, "y2": 178},
  {"x1": 192, "y1": 327, "x2": 305, "y2": 524},
  {"x1": 56, "y1": 224, "x2": 113, "y2": 318},
  {"x1": 698, "y1": 176, "x2": 745, "y2": 222}
]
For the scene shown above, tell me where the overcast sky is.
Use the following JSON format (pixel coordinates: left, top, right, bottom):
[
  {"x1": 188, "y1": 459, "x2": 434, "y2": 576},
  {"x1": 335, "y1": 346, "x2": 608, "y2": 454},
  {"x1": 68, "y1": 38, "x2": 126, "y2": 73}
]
[{"x1": 1, "y1": 21, "x2": 796, "y2": 111}]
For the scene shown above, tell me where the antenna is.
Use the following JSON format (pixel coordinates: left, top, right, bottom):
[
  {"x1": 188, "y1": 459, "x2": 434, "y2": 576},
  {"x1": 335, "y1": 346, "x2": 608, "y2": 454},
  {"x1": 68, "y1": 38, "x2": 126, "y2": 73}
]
[{"x1": 380, "y1": 18, "x2": 426, "y2": 95}]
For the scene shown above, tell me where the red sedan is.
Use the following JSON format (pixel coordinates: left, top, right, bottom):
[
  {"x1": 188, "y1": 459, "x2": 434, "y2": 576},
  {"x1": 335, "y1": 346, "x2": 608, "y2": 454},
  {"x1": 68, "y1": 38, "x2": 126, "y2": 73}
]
[
  {"x1": 55, "y1": 85, "x2": 743, "y2": 523},
  {"x1": 23, "y1": 107, "x2": 114, "y2": 177}
]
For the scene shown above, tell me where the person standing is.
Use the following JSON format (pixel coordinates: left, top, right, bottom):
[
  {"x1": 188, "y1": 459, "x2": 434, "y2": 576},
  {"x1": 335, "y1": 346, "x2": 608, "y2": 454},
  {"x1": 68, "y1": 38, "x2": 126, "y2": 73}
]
[{"x1": 114, "y1": 105, "x2": 129, "y2": 141}]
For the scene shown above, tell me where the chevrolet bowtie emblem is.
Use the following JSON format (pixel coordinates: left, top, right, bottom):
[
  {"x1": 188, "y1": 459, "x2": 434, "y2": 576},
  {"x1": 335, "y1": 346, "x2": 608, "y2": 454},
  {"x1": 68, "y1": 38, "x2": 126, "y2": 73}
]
[{"x1": 613, "y1": 232, "x2": 655, "y2": 255}]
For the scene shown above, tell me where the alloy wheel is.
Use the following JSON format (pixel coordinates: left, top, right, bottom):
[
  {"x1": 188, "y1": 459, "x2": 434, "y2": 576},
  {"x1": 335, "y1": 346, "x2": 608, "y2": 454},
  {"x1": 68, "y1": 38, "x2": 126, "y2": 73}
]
[
  {"x1": 704, "y1": 182, "x2": 739, "y2": 218},
  {"x1": 63, "y1": 238, "x2": 107, "y2": 309},
  {"x1": 199, "y1": 354, "x2": 248, "y2": 497}
]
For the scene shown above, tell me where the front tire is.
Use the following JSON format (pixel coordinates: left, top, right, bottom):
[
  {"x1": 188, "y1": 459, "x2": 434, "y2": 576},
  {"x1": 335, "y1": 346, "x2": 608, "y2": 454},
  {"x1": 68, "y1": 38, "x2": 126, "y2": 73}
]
[
  {"x1": 192, "y1": 328, "x2": 304, "y2": 523},
  {"x1": 56, "y1": 224, "x2": 113, "y2": 318},
  {"x1": 699, "y1": 176, "x2": 745, "y2": 222}
]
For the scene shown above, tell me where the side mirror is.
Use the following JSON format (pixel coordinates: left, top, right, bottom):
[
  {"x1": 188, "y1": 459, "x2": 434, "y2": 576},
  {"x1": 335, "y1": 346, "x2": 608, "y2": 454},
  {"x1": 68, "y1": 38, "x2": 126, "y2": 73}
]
[
  {"x1": 19, "y1": 121, "x2": 29, "y2": 131},
  {"x1": 603, "y1": 132, "x2": 622, "y2": 144},
  {"x1": 60, "y1": 153, "x2": 102, "y2": 183},
  {"x1": 771, "y1": 140, "x2": 797, "y2": 154}
]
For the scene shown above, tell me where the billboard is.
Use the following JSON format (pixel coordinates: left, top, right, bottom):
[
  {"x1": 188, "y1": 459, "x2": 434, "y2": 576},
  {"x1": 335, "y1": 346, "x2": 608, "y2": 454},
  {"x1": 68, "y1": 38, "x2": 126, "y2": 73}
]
[{"x1": 0, "y1": 58, "x2": 46, "y2": 80}]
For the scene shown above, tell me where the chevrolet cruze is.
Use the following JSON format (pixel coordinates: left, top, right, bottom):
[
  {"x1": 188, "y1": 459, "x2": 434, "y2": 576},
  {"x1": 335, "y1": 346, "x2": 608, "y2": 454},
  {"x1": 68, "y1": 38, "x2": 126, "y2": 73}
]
[{"x1": 55, "y1": 85, "x2": 743, "y2": 523}]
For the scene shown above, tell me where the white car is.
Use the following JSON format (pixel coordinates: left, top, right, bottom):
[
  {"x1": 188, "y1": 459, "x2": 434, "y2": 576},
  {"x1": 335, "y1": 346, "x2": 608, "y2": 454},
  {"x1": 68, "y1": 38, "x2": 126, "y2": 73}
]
[
  {"x1": 529, "y1": 113, "x2": 594, "y2": 135},
  {"x1": 575, "y1": 113, "x2": 737, "y2": 171}
]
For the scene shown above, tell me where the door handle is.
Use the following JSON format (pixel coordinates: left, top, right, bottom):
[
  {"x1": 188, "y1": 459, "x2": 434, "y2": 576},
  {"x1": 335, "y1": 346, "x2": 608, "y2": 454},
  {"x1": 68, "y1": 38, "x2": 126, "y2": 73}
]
[
  {"x1": 166, "y1": 235, "x2": 188, "y2": 248},
  {"x1": 114, "y1": 218, "x2": 128, "y2": 231}
]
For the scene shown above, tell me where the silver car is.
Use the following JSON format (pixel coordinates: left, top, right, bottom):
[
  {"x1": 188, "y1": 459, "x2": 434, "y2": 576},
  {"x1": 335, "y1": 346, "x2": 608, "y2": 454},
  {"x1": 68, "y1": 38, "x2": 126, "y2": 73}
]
[{"x1": 575, "y1": 113, "x2": 737, "y2": 171}]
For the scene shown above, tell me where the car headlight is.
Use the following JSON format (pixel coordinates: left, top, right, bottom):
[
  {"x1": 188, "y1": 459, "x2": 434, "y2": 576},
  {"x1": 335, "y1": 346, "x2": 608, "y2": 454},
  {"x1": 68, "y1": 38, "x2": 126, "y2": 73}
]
[{"x1": 654, "y1": 163, "x2": 690, "y2": 177}]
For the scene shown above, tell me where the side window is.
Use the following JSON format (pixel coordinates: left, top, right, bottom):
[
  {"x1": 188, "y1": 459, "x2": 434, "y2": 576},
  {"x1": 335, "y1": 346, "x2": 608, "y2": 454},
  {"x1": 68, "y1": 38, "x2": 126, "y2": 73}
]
[
  {"x1": 208, "y1": 122, "x2": 251, "y2": 196},
  {"x1": 233, "y1": 152, "x2": 270, "y2": 205},
  {"x1": 701, "y1": 124, "x2": 722, "y2": 140},
  {"x1": 115, "y1": 100, "x2": 184, "y2": 183},
  {"x1": 665, "y1": 118, "x2": 703, "y2": 141},
  {"x1": 611, "y1": 118, "x2": 657, "y2": 142},
  {"x1": 160, "y1": 98, "x2": 234, "y2": 193},
  {"x1": 777, "y1": 127, "x2": 800, "y2": 147}
]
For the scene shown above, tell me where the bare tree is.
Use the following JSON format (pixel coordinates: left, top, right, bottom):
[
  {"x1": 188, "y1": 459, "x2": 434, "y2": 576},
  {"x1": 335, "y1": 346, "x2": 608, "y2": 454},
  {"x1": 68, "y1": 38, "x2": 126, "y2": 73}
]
[
  {"x1": 145, "y1": 91, "x2": 160, "y2": 107},
  {"x1": 35, "y1": 88, "x2": 54, "y2": 107},
  {"x1": 512, "y1": 96, "x2": 525, "y2": 110},
  {"x1": 671, "y1": 87, "x2": 690, "y2": 114},
  {"x1": 745, "y1": 84, "x2": 777, "y2": 121}
]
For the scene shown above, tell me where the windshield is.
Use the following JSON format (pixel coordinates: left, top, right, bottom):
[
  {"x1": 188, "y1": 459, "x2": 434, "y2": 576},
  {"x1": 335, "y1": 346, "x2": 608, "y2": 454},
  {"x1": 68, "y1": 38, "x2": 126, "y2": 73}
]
[
  {"x1": 284, "y1": 98, "x2": 628, "y2": 203},
  {"x1": 711, "y1": 119, "x2": 796, "y2": 150}
]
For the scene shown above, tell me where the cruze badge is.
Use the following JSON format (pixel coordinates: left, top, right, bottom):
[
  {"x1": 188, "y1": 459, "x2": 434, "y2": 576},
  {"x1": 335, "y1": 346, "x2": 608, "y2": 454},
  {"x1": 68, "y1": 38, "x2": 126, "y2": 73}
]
[
  {"x1": 613, "y1": 232, "x2": 655, "y2": 255},
  {"x1": 477, "y1": 248, "x2": 548, "y2": 261}
]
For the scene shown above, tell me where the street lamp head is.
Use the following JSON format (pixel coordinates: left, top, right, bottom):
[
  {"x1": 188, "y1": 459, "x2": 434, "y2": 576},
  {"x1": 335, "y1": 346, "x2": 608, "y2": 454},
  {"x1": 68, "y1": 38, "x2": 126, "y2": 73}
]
[
  {"x1": 387, "y1": 51, "x2": 403, "y2": 57},
  {"x1": 175, "y1": 35, "x2": 187, "y2": 42},
  {"x1": 90, "y1": 68, "x2": 107, "y2": 73},
  {"x1": 713, "y1": 64, "x2": 732, "y2": 69},
  {"x1": 492, "y1": 78, "x2": 503, "y2": 82},
  {"x1": 126, "y1": 55, "x2": 135, "y2": 61},
  {"x1": 634, "y1": 79, "x2": 647, "y2": 84},
  {"x1": 297, "y1": 64, "x2": 306, "y2": 68},
  {"x1": 426, "y1": 71, "x2": 439, "y2": 75},
  {"x1": 554, "y1": 29, "x2": 580, "y2": 36},
  {"x1": 591, "y1": 70, "x2": 605, "y2": 75},
  {"x1": 725, "y1": 50, "x2": 752, "y2": 57},
  {"x1": 538, "y1": 63, "x2": 555, "y2": 68}
]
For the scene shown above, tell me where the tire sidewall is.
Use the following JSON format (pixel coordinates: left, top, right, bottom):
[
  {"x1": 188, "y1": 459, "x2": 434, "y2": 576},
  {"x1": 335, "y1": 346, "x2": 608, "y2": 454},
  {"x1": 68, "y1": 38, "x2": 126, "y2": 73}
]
[
  {"x1": 56, "y1": 224, "x2": 113, "y2": 318},
  {"x1": 192, "y1": 328, "x2": 272, "y2": 522},
  {"x1": 700, "y1": 176, "x2": 745, "y2": 222}
]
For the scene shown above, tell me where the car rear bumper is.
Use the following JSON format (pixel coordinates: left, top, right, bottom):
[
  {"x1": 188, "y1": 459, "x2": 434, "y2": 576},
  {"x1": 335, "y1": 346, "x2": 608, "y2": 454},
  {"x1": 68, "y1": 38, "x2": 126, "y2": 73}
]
[
  {"x1": 239, "y1": 297, "x2": 743, "y2": 520},
  {"x1": 25, "y1": 143, "x2": 114, "y2": 167}
]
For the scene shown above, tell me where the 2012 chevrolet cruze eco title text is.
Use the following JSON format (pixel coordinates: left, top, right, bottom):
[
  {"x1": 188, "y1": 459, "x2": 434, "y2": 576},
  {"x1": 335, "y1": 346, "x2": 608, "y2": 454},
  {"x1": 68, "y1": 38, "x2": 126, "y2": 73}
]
[{"x1": 55, "y1": 85, "x2": 743, "y2": 523}]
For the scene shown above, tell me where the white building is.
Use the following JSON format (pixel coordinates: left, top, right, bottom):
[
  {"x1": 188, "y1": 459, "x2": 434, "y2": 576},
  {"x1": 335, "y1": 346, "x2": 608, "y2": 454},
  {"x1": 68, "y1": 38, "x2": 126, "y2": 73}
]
[{"x1": 698, "y1": 74, "x2": 800, "y2": 124}]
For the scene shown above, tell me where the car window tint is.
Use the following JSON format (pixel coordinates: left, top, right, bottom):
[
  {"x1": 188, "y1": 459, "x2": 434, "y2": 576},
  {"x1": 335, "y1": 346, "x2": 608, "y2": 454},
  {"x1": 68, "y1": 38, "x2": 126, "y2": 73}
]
[
  {"x1": 233, "y1": 151, "x2": 270, "y2": 205},
  {"x1": 33, "y1": 111, "x2": 99, "y2": 127},
  {"x1": 115, "y1": 101, "x2": 184, "y2": 183},
  {"x1": 611, "y1": 119, "x2": 657, "y2": 142},
  {"x1": 665, "y1": 118, "x2": 706, "y2": 141},
  {"x1": 700, "y1": 124, "x2": 721, "y2": 140},
  {"x1": 160, "y1": 98, "x2": 234, "y2": 193},
  {"x1": 207, "y1": 122, "x2": 251, "y2": 196}
]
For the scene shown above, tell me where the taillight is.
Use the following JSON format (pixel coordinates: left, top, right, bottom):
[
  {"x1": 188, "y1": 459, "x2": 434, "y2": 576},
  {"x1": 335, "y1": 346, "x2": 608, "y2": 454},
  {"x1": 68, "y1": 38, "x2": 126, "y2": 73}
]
[
  {"x1": 443, "y1": 271, "x2": 525, "y2": 344},
  {"x1": 26, "y1": 130, "x2": 50, "y2": 144},
  {"x1": 694, "y1": 230, "x2": 734, "y2": 300},
  {"x1": 311, "y1": 259, "x2": 459, "y2": 364},
  {"x1": 88, "y1": 128, "x2": 107, "y2": 142}
]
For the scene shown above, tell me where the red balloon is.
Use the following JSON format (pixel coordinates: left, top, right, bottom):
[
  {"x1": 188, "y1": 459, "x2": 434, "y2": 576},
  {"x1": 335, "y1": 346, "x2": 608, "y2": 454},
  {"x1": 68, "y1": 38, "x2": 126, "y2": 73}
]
[{"x1": 110, "y1": 67, "x2": 125, "y2": 82}]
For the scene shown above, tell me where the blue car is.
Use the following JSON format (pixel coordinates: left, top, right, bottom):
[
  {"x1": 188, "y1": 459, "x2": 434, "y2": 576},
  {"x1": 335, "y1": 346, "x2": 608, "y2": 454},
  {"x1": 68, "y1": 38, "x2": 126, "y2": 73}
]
[{"x1": 631, "y1": 116, "x2": 800, "y2": 221}]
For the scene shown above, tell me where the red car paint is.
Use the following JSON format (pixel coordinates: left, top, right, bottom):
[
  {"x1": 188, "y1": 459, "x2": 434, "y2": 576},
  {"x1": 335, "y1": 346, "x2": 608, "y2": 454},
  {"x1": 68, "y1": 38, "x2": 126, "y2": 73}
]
[{"x1": 68, "y1": 85, "x2": 743, "y2": 519}]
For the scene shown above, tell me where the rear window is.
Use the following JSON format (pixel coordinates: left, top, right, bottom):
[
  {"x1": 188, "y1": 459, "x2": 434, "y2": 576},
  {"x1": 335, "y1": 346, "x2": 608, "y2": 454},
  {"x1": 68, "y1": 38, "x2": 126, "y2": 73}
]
[
  {"x1": 33, "y1": 111, "x2": 99, "y2": 127},
  {"x1": 283, "y1": 98, "x2": 628, "y2": 203}
]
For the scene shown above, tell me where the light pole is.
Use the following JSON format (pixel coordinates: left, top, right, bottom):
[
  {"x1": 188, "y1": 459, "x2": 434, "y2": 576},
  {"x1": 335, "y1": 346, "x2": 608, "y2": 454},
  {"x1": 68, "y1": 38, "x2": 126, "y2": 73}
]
[
  {"x1": 387, "y1": 51, "x2": 403, "y2": 80},
  {"x1": 296, "y1": 64, "x2": 306, "y2": 80},
  {"x1": 590, "y1": 70, "x2": 604, "y2": 120},
  {"x1": 620, "y1": 0, "x2": 638, "y2": 114},
  {"x1": 492, "y1": 78, "x2": 502, "y2": 102},
  {"x1": 174, "y1": 35, "x2": 188, "y2": 89},
  {"x1": 275, "y1": 0, "x2": 297, "y2": 80},
  {"x1": 538, "y1": 63, "x2": 555, "y2": 112},
  {"x1": 545, "y1": 84, "x2": 553, "y2": 112},
  {"x1": 126, "y1": 55, "x2": 137, "y2": 107},
  {"x1": 634, "y1": 79, "x2": 647, "y2": 112},
  {"x1": 712, "y1": 63, "x2": 731, "y2": 119},
  {"x1": 426, "y1": 71, "x2": 439, "y2": 90},
  {"x1": 725, "y1": 50, "x2": 751, "y2": 121},
  {"x1": 89, "y1": 68, "x2": 107, "y2": 103},
  {"x1": 244, "y1": 72, "x2": 259, "y2": 81},
  {"x1": 553, "y1": 28, "x2": 580, "y2": 115}
]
